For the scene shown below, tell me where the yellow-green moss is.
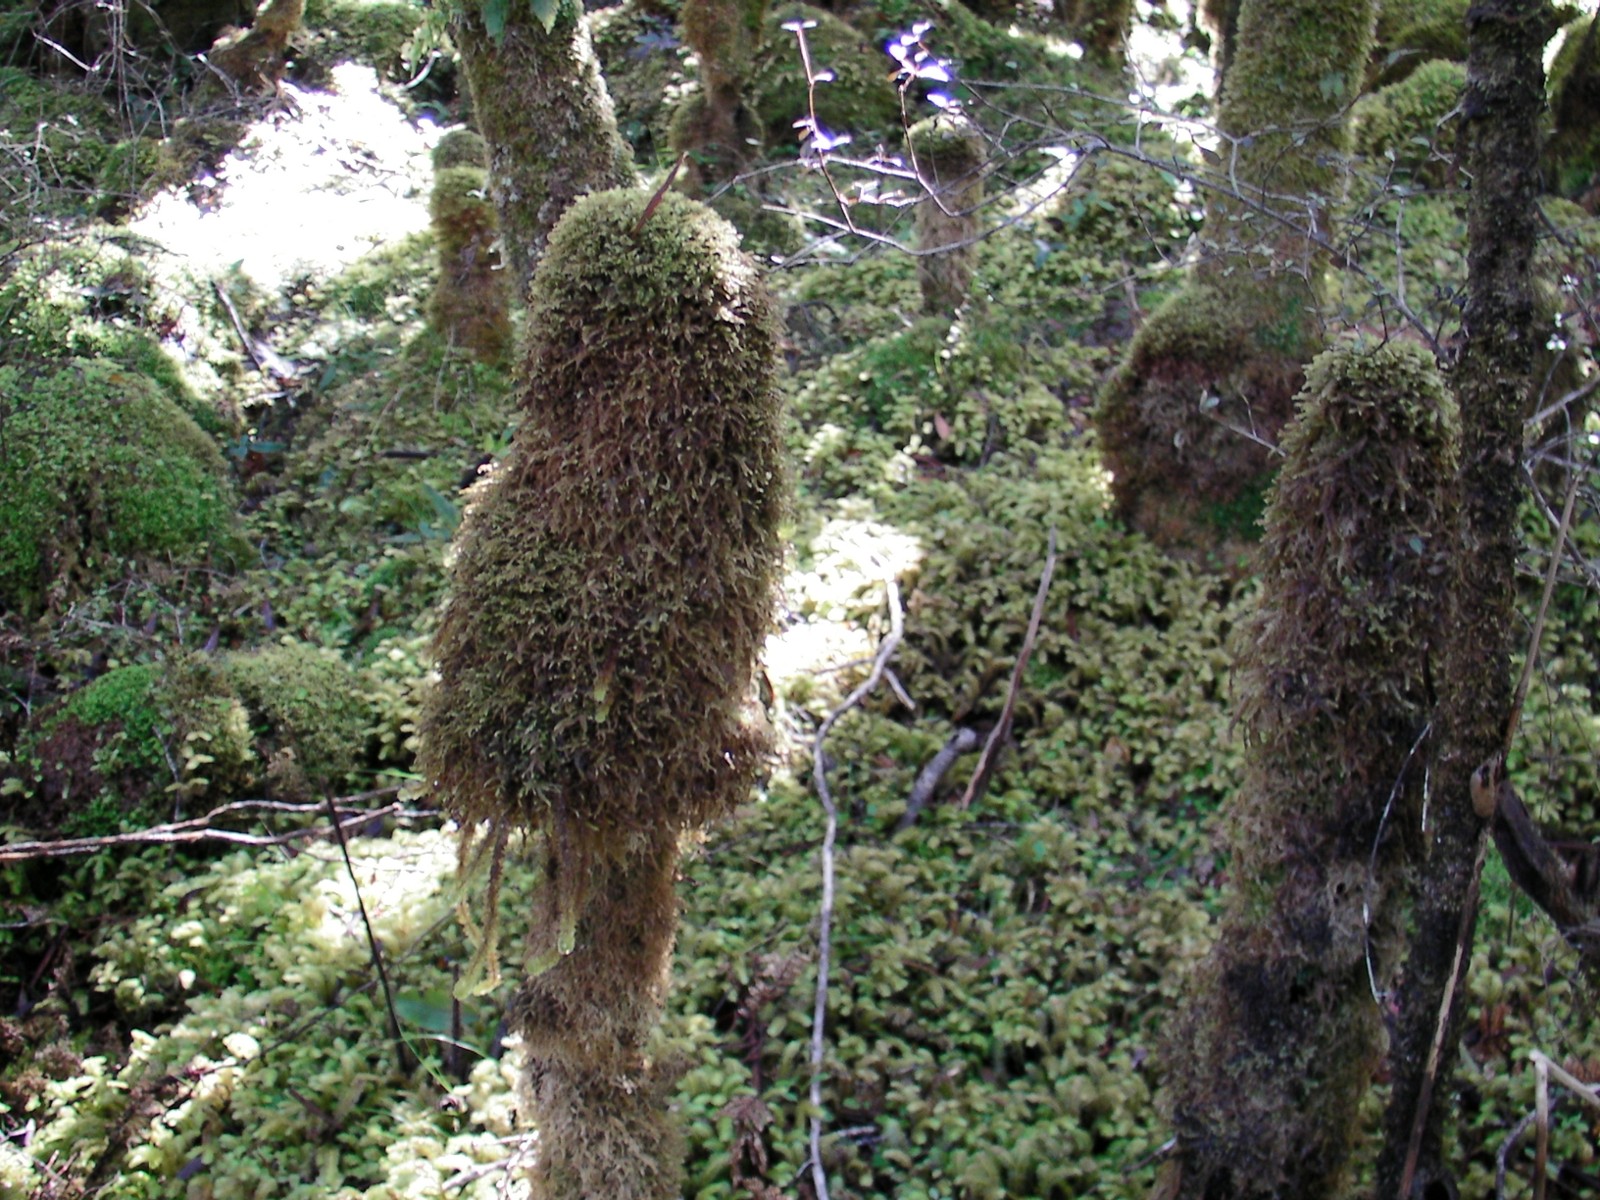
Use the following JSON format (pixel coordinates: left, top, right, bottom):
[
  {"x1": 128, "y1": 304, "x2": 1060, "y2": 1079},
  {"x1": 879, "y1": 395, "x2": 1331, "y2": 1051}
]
[
  {"x1": 301, "y1": 0, "x2": 422, "y2": 77},
  {"x1": 0, "y1": 359, "x2": 235, "y2": 619},
  {"x1": 1351, "y1": 58, "x2": 1466, "y2": 187},
  {"x1": 1369, "y1": 0, "x2": 1469, "y2": 85}
]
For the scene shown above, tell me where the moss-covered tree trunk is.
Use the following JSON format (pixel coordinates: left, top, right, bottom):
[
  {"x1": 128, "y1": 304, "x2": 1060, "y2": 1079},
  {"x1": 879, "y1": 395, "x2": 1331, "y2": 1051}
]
[
  {"x1": 417, "y1": 188, "x2": 785, "y2": 1200},
  {"x1": 671, "y1": 0, "x2": 764, "y2": 189},
  {"x1": 450, "y1": 0, "x2": 637, "y2": 299},
  {"x1": 1374, "y1": 4, "x2": 1559, "y2": 1196},
  {"x1": 1096, "y1": 0, "x2": 1375, "y2": 557},
  {"x1": 908, "y1": 115, "x2": 985, "y2": 313},
  {"x1": 428, "y1": 129, "x2": 510, "y2": 363},
  {"x1": 1155, "y1": 341, "x2": 1458, "y2": 1200}
]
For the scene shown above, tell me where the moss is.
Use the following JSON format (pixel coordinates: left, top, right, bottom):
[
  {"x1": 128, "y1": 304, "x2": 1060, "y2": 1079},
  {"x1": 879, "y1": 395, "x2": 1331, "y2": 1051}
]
[
  {"x1": 907, "y1": 114, "x2": 986, "y2": 313},
  {"x1": 589, "y1": 3, "x2": 693, "y2": 159},
  {"x1": 300, "y1": 0, "x2": 422, "y2": 78},
  {"x1": 0, "y1": 359, "x2": 236, "y2": 619},
  {"x1": 7, "y1": 657, "x2": 251, "y2": 837},
  {"x1": 751, "y1": 4, "x2": 902, "y2": 146},
  {"x1": 1162, "y1": 339, "x2": 1459, "y2": 1199},
  {"x1": 678, "y1": 0, "x2": 765, "y2": 180},
  {"x1": 427, "y1": 131, "x2": 510, "y2": 363},
  {"x1": 419, "y1": 186, "x2": 784, "y2": 1200},
  {"x1": 1351, "y1": 58, "x2": 1466, "y2": 188},
  {"x1": 1095, "y1": 282, "x2": 1307, "y2": 561},
  {"x1": 1057, "y1": 0, "x2": 1134, "y2": 65},
  {"x1": 1545, "y1": 17, "x2": 1600, "y2": 201},
  {"x1": 226, "y1": 641, "x2": 370, "y2": 796},
  {"x1": 1369, "y1": 0, "x2": 1470, "y2": 85}
]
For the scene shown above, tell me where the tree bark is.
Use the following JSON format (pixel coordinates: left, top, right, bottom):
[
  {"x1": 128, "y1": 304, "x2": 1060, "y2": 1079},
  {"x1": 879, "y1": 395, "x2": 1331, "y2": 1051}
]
[
  {"x1": 1374, "y1": 3, "x2": 1560, "y2": 1197},
  {"x1": 451, "y1": 0, "x2": 637, "y2": 301}
]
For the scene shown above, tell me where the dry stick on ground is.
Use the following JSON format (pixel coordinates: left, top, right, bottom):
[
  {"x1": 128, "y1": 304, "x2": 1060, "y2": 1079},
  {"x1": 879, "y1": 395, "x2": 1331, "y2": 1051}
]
[
  {"x1": 1399, "y1": 459, "x2": 1583, "y2": 1196},
  {"x1": 0, "y1": 787, "x2": 405, "y2": 863},
  {"x1": 808, "y1": 578, "x2": 905, "y2": 1200},
  {"x1": 960, "y1": 528, "x2": 1058, "y2": 811}
]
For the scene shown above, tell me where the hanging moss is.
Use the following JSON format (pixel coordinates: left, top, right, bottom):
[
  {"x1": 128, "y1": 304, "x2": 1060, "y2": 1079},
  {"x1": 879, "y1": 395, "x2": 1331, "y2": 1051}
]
[
  {"x1": 908, "y1": 114, "x2": 986, "y2": 314},
  {"x1": 1159, "y1": 339, "x2": 1459, "y2": 1200},
  {"x1": 418, "y1": 187, "x2": 784, "y2": 1200},
  {"x1": 0, "y1": 358, "x2": 236, "y2": 620},
  {"x1": 427, "y1": 129, "x2": 510, "y2": 363}
]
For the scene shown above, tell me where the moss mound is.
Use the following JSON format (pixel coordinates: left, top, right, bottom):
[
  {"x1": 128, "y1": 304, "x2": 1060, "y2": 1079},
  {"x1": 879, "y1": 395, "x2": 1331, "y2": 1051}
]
[
  {"x1": 1369, "y1": 0, "x2": 1469, "y2": 86},
  {"x1": 225, "y1": 642, "x2": 370, "y2": 796},
  {"x1": 0, "y1": 358, "x2": 235, "y2": 619},
  {"x1": 1351, "y1": 58, "x2": 1466, "y2": 188},
  {"x1": 5, "y1": 657, "x2": 251, "y2": 838}
]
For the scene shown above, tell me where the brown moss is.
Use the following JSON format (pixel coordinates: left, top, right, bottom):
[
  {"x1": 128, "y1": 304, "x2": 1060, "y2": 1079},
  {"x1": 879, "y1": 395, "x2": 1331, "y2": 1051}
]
[
  {"x1": 417, "y1": 187, "x2": 784, "y2": 1197},
  {"x1": 1160, "y1": 339, "x2": 1459, "y2": 1200},
  {"x1": 908, "y1": 114, "x2": 985, "y2": 314}
]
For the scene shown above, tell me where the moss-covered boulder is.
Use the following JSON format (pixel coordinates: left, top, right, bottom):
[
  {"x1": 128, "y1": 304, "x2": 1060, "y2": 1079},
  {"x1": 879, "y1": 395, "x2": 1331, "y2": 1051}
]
[
  {"x1": 225, "y1": 642, "x2": 370, "y2": 798},
  {"x1": 0, "y1": 359, "x2": 235, "y2": 620},
  {"x1": 5, "y1": 657, "x2": 251, "y2": 838},
  {"x1": 428, "y1": 129, "x2": 510, "y2": 363},
  {"x1": 1351, "y1": 58, "x2": 1465, "y2": 188},
  {"x1": 419, "y1": 187, "x2": 785, "y2": 1200}
]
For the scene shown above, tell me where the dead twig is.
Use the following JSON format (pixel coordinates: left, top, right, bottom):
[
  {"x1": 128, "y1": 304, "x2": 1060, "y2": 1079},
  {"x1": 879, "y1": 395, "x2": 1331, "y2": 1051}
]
[
  {"x1": 0, "y1": 787, "x2": 405, "y2": 863},
  {"x1": 897, "y1": 727, "x2": 979, "y2": 831},
  {"x1": 960, "y1": 528, "x2": 1058, "y2": 810},
  {"x1": 807, "y1": 578, "x2": 905, "y2": 1200}
]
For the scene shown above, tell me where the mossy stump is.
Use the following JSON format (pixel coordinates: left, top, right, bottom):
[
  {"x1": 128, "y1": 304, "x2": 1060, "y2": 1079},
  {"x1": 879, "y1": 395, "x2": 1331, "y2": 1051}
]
[
  {"x1": 428, "y1": 129, "x2": 510, "y2": 363},
  {"x1": 908, "y1": 115, "x2": 985, "y2": 314},
  {"x1": 417, "y1": 188, "x2": 785, "y2": 1200},
  {"x1": 673, "y1": 0, "x2": 765, "y2": 187},
  {"x1": 1158, "y1": 340, "x2": 1459, "y2": 1200}
]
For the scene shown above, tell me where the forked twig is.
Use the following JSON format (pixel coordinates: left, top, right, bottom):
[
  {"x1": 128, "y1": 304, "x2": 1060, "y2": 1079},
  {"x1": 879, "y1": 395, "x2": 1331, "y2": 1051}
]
[{"x1": 807, "y1": 578, "x2": 905, "y2": 1200}]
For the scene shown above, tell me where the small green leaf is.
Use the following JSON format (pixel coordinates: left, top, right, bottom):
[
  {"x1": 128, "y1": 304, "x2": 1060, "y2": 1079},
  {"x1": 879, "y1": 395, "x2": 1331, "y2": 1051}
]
[
  {"x1": 483, "y1": 0, "x2": 509, "y2": 40},
  {"x1": 529, "y1": 0, "x2": 560, "y2": 31}
]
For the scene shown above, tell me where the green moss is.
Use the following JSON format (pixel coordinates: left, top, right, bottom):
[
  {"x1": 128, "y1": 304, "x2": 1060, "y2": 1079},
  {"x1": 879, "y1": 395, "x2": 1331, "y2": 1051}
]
[
  {"x1": 428, "y1": 134, "x2": 509, "y2": 362},
  {"x1": 1370, "y1": 0, "x2": 1470, "y2": 85},
  {"x1": 0, "y1": 359, "x2": 236, "y2": 618},
  {"x1": 6, "y1": 657, "x2": 252, "y2": 837},
  {"x1": 226, "y1": 642, "x2": 370, "y2": 794},
  {"x1": 1351, "y1": 58, "x2": 1466, "y2": 187},
  {"x1": 908, "y1": 114, "x2": 986, "y2": 312},
  {"x1": 301, "y1": 0, "x2": 422, "y2": 77},
  {"x1": 589, "y1": 4, "x2": 693, "y2": 159}
]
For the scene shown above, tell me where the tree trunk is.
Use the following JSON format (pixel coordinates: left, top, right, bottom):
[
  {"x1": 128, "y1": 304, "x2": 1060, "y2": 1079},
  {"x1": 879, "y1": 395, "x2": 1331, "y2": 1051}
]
[
  {"x1": 1375, "y1": 3, "x2": 1559, "y2": 1197},
  {"x1": 1095, "y1": 0, "x2": 1377, "y2": 557},
  {"x1": 451, "y1": 0, "x2": 637, "y2": 300}
]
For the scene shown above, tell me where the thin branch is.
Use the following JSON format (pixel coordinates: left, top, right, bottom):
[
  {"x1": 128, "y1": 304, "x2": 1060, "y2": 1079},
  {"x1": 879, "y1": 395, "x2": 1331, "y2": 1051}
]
[
  {"x1": 0, "y1": 787, "x2": 405, "y2": 863},
  {"x1": 807, "y1": 578, "x2": 905, "y2": 1200},
  {"x1": 960, "y1": 528, "x2": 1058, "y2": 810}
]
